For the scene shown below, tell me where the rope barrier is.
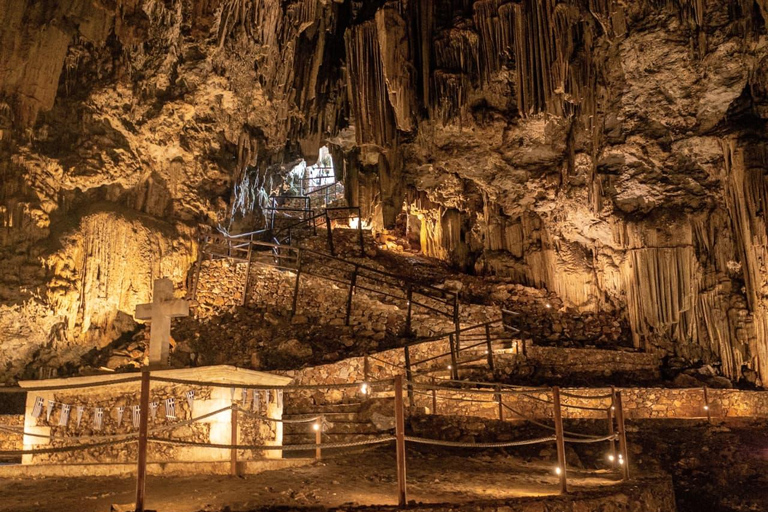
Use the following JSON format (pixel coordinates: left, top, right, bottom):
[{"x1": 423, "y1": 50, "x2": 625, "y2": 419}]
[
  {"x1": 560, "y1": 391, "x2": 614, "y2": 400},
  {"x1": 149, "y1": 376, "x2": 392, "y2": 390},
  {"x1": 404, "y1": 435, "x2": 556, "y2": 448},
  {"x1": 238, "y1": 410, "x2": 321, "y2": 423},
  {"x1": 148, "y1": 436, "x2": 396, "y2": 451},
  {"x1": 563, "y1": 433, "x2": 619, "y2": 444}
]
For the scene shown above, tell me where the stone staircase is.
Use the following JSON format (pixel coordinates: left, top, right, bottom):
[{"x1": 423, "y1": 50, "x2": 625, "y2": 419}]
[{"x1": 281, "y1": 399, "x2": 394, "y2": 457}]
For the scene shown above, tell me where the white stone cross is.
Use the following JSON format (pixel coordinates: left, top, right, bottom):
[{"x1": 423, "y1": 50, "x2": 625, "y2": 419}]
[{"x1": 135, "y1": 278, "x2": 189, "y2": 367}]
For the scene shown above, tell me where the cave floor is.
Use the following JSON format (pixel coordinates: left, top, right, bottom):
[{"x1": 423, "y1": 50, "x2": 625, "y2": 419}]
[{"x1": 0, "y1": 447, "x2": 624, "y2": 512}]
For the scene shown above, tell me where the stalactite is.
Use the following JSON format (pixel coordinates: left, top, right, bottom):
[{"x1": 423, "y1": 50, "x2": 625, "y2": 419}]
[
  {"x1": 344, "y1": 20, "x2": 397, "y2": 147},
  {"x1": 472, "y1": 0, "x2": 506, "y2": 83},
  {"x1": 375, "y1": 4, "x2": 417, "y2": 132},
  {"x1": 433, "y1": 28, "x2": 480, "y2": 76},
  {"x1": 722, "y1": 137, "x2": 768, "y2": 384}
]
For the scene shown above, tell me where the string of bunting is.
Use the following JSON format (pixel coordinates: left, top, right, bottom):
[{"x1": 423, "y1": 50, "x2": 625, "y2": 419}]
[{"x1": 28, "y1": 387, "x2": 284, "y2": 431}]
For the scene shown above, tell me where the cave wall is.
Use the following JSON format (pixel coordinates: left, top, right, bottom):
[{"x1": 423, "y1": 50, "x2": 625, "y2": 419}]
[{"x1": 2, "y1": 0, "x2": 768, "y2": 387}]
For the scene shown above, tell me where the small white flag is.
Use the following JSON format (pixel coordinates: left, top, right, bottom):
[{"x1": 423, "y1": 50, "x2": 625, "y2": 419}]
[
  {"x1": 230, "y1": 387, "x2": 236, "y2": 400},
  {"x1": 277, "y1": 390, "x2": 283, "y2": 409},
  {"x1": 132, "y1": 405, "x2": 141, "y2": 428},
  {"x1": 117, "y1": 406, "x2": 125, "y2": 426},
  {"x1": 165, "y1": 398, "x2": 176, "y2": 419},
  {"x1": 94, "y1": 408, "x2": 104, "y2": 430},
  {"x1": 59, "y1": 404, "x2": 71, "y2": 427},
  {"x1": 46, "y1": 400, "x2": 55, "y2": 422},
  {"x1": 252, "y1": 391, "x2": 260, "y2": 414},
  {"x1": 150, "y1": 402, "x2": 159, "y2": 420},
  {"x1": 31, "y1": 397, "x2": 44, "y2": 418},
  {"x1": 76, "y1": 405, "x2": 85, "y2": 427},
  {"x1": 186, "y1": 390, "x2": 195, "y2": 412},
  {"x1": 265, "y1": 389, "x2": 271, "y2": 406},
  {"x1": 241, "y1": 388, "x2": 248, "y2": 405}
]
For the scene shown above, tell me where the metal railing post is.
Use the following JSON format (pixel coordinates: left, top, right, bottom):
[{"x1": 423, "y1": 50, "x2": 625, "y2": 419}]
[
  {"x1": 608, "y1": 387, "x2": 616, "y2": 468},
  {"x1": 325, "y1": 211, "x2": 335, "y2": 255},
  {"x1": 357, "y1": 207, "x2": 365, "y2": 257},
  {"x1": 552, "y1": 386, "x2": 568, "y2": 494},
  {"x1": 345, "y1": 268, "x2": 357, "y2": 326},
  {"x1": 496, "y1": 385, "x2": 503, "y2": 421},
  {"x1": 431, "y1": 377, "x2": 437, "y2": 414},
  {"x1": 615, "y1": 391, "x2": 630, "y2": 481},
  {"x1": 485, "y1": 324, "x2": 495, "y2": 372},
  {"x1": 448, "y1": 334, "x2": 459, "y2": 380},
  {"x1": 453, "y1": 294, "x2": 461, "y2": 380},
  {"x1": 404, "y1": 286, "x2": 413, "y2": 337},
  {"x1": 291, "y1": 250, "x2": 302, "y2": 317},
  {"x1": 404, "y1": 345, "x2": 414, "y2": 407}
]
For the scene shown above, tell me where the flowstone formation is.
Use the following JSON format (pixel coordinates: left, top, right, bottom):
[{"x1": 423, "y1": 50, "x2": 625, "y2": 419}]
[{"x1": 1, "y1": 0, "x2": 768, "y2": 392}]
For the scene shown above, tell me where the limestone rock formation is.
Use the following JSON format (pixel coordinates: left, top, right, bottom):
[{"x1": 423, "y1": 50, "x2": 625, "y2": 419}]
[{"x1": 2, "y1": 0, "x2": 768, "y2": 389}]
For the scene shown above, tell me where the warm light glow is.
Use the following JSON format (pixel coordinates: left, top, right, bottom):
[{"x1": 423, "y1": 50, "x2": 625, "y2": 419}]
[
  {"x1": 608, "y1": 454, "x2": 615, "y2": 462},
  {"x1": 703, "y1": 405, "x2": 709, "y2": 410},
  {"x1": 554, "y1": 466, "x2": 562, "y2": 475},
  {"x1": 360, "y1": 383, "x2": 369, "y2": 395},
  {"x1": 545, "y1": 303, "x2": 552, "y2": 309},
  {"x1": 447, "y1": 365, "x2": 452, "y2": 370},
  {"x1": 349, "y1": 218, "x2": 360, "y2": 229},
  {"x1": 313, "y1": 422, "x2": 321, "y2": 431}
]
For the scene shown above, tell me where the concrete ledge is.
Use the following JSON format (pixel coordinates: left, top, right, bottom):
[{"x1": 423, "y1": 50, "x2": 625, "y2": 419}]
[{"x1": 0, "y1": 458, "x2": 313, "y2": 478}]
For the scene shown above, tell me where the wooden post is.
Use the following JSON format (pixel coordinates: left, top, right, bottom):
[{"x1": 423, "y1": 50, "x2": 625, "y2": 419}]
[
  {"x1": 345, "y1": 268, "x2": 357, "y2": 326},
  {"x1": 394, "y1": 375, "x2": 407, "y2": 507},
  {"x1": 552, "y1": 386, "x2": 568, "y2": 494},
  {"x1": 230, "y1": 402, "x2": 239, "y2": 476},
  {"x1": 615, "y1": 391, "x2": 630, "y2": 481},
  {"x1": 291, "y1": 250, "x2": 302, "y2": 317},
  {"x1": 363, "y1": 355, "x2": 370, "y2": 382},
  {"x1": 325, "y1": 212, "x2": 335, "y2": 255},
  {"x1": 315, "y1": 416, "x2": 323, "y2": 460},
  {"x1": 496, "y1": 385, "x2": 504, "y2": 421},
  {"x1": 404, "y1": 345, "x2": 414, "y2": 407},
  {"x1": 135, "y1": 370, "x2": 151, "y2": 512},
  {"x1": 448, "y1": 334, "x2": 459, "y2": 380},
  {"x1": 357, "y1": 208, "x2": 365, "y2": 257},
  {"x1": 703, "y1": 386, "x2": 711, "y2": 422},
  {"x1": 607, "y1": 388, "x2": 616, "y2": 468},
  {"x1": 485, "y1": 324, "x2": 495, "y2": 372},
  {"x1": 404, "y1": 286, "x2": 413, "y2": 337},
  {"x1": 431, "y1": 377, "x2": 437, "y2": 415}
]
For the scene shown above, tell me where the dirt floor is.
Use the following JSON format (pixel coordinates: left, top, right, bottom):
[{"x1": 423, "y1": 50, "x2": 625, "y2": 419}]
[{"x1": 0, "y1": 447, "x2": 622, "y2": 512}]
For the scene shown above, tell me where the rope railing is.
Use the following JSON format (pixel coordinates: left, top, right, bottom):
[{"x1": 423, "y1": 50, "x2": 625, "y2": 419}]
[{"x1": 1, "y1": 371, "x2": 631, "y2": 509}]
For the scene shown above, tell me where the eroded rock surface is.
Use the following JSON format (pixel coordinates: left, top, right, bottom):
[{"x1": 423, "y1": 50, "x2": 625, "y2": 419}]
[{"x1": 1, "y1": 0, "x2": 768, "y2": 389}]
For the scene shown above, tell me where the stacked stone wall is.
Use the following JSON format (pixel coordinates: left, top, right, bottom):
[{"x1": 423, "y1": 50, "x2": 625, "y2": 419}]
[{"x1": 0, "y1": 415, "x2": 23, "y2": 454}]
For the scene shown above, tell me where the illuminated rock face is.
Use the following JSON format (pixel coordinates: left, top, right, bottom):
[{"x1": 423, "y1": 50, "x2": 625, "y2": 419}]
[{"x1": 1, "y1": 0, "x2": 768, "y2": 386}]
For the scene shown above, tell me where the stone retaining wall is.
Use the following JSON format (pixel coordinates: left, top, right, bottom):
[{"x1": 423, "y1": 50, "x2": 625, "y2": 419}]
[
  {"x1": 409, "y1": 385, "x2": 768, "y2": 420},
  {"x1": 284, "y1": 341, "x2": 767, "y2": 421},
  {"x1": 194, "y1": 259, "x2": 248, "y2": 317},
  {"x1": 0, "y1": 415, "x2": 23, "y2": 454}
]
